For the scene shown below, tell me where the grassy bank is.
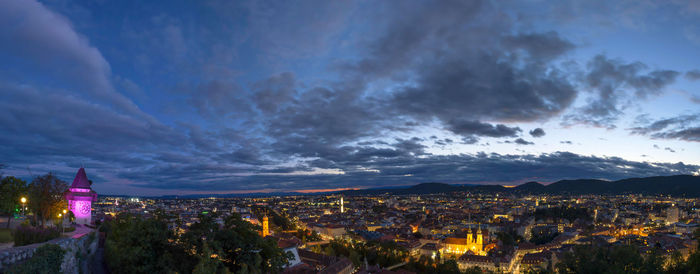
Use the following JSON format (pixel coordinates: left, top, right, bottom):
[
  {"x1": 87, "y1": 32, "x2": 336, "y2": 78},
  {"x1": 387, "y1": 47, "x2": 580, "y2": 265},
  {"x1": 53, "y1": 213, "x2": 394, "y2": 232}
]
[{"x1": 0, "y1": 228, "x2": 12, "y2": 243}]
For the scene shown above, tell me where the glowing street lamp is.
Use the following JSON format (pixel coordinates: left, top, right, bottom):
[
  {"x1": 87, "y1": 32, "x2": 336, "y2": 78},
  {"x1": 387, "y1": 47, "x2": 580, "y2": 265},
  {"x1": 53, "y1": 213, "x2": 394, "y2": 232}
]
[
  {"x1": 63, "y1": 209, "x2": 68, "y2": 231},
  {"x1": 58, "y1": 213, "x2": 64, "y2": 233},
  {"x1": 20, "y1": 197, "x2": 27, "y2": 216}
]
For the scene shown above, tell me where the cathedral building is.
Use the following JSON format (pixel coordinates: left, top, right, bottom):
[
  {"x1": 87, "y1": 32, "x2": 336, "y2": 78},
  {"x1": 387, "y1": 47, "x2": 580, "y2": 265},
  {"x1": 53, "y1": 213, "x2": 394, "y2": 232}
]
[{"x1": 442, "y1": 225, "x2": 489, "y2": 256}]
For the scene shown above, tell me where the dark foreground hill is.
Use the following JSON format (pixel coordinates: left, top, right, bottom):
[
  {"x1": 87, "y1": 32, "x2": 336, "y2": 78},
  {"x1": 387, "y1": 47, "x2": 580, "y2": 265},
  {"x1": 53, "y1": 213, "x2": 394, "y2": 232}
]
[{"x1": 339, "y1": 175, "x2": 700, "y2": 197}]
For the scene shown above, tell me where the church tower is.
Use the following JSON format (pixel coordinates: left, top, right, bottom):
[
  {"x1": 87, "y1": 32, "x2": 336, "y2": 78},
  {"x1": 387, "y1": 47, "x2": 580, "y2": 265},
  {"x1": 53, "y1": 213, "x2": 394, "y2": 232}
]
[
  {"x1": 262, "y1": 214, "x2": 270, "y2": 237},
  {"x1": 65, "y1": 168, "x2": 98, "y2": 225},
  {"x1": 466, "y1": 226, "x2": 473, "y2": 244},
  {"x1": 476, "y1": 224, "x2": 483, "y2": 246}
]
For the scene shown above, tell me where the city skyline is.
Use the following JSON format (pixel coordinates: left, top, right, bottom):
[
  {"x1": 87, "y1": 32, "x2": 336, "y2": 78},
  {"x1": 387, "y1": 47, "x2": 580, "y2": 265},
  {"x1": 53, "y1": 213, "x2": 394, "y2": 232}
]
[{"x1": 1, "y1": 0, "x2": 699, "y2": 195}]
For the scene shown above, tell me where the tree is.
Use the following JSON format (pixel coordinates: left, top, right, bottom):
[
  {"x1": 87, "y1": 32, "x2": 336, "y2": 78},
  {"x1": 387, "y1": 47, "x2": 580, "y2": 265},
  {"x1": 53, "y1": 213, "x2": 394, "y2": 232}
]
[
  {"x1": 180, "y1": 212, "x2": 292, "y2": 273},
  {"x1": 436, "y1": 259, "x2": 461, "y2": 274},
  {"x1": 27, "y1": 173, "x2": 68, "y2": 228},
  {"x1": 193, "y1": 243, "x2": 230, "y2": 274},
  {"x1": 0, "y1": 176, "x2": 27, "y2": 228},
  {"x1": 555, "y1": 244, "x2": 662, "y2": 273},
  {"x1": 104, "y1": 213, "x2": 193, "y2": 273}
]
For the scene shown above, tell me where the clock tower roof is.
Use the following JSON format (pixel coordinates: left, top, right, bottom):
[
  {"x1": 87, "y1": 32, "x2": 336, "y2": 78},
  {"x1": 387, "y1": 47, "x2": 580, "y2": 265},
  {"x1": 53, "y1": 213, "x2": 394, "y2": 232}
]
[{"x1": 71, "y1": 167, "x2": 92, "y2": 189}]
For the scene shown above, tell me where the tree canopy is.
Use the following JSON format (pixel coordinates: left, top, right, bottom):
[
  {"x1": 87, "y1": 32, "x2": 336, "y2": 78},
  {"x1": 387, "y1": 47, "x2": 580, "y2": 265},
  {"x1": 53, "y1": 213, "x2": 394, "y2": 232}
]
[
  {"x1": 27, "y1": 173, "x2": 68, "y2": 227},
  {"x1": 104, "y1": 212, "x2": 291, "y2": 274},
  {"x1": 0, "y1": 176, "x2": 28, "y2": 228}
]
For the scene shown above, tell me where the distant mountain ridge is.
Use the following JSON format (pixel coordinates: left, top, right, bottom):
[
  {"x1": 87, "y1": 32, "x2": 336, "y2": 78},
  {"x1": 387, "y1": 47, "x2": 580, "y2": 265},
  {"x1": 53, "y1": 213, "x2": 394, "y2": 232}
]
[
  {"x1": 339, "y1": 175, "x2": 700, "y2": 197},
  {"x1": 103, "y1": 175, "x2": 700, "y2": 198}
]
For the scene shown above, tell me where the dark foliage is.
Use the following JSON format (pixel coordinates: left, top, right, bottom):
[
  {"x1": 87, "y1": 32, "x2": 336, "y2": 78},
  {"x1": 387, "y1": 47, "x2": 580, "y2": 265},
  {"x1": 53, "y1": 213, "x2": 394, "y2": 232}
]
[
  {"x1": 556, "y1": 244, "x2": 664, "y2": 273},
  {"x1": 12, "y1": 225, "x2": 60, "y2": 246},
  {"x1": 104, "y1": 211, "x2": 291, "y2": 274},
  {"x1": 104, "y1": 213, "x2": 191, "y2": 274},
  {"x1": 7, "y1": 244, "x2": 65, "y2": 274},
  {"x1": 27, "y1": 173, "x2": 68, "y2": 228},
  {"x1": 0, "y1": 176, "x2": 27, "y2": 228},
  {"x1": 324, "y1": 239, "x2": 407, "y2": 267}
]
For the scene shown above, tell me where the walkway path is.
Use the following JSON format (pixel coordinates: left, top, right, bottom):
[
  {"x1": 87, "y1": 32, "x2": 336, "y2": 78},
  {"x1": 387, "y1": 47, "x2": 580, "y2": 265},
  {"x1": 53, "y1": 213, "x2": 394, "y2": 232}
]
[{"x1": 0, "y1": 242, "x2": 12, "y2": 251}]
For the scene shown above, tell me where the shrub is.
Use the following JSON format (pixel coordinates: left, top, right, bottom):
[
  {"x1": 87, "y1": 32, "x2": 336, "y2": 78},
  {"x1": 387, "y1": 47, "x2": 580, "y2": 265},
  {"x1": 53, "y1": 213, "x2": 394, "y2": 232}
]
[
  {"x1": 0, "y1": 228, "x2": 12, "y2": 243},
  {"x1": 12, "y1": 225, "x2": 60, "y2": 246},
  {"x1": 64, "y1": 226, "x2": 76, "y2": 233},
  {"x1": 7, "y1": 244, "x2": 65, "y2": 274}
]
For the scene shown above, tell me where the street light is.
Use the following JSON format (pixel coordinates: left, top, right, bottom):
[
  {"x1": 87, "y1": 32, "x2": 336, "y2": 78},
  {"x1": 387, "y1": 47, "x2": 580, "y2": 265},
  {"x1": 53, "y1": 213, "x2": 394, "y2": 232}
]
[
  {"x1": 20, "y1": 197, "x2": 27, "y2": 216},
  {"x1": 58, "y1": 213, "x2": 64, "y2": 233},
  {"x1": 62, "y1": 209, "x2": 68, "y2": 233}
]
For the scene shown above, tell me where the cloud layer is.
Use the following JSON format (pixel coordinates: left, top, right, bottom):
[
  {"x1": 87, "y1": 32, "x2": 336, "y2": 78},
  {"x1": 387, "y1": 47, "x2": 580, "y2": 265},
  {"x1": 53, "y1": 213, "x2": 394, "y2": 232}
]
[{"x1": 0, "y1": 0, "x2": 697, "y2": 194}]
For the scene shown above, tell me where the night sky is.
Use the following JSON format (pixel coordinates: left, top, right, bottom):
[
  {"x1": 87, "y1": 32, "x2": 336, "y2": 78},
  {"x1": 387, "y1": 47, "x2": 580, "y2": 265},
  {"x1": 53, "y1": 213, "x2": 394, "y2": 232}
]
[{"x1": 1, "y1": 0, "x2": 699, "y2": 195}]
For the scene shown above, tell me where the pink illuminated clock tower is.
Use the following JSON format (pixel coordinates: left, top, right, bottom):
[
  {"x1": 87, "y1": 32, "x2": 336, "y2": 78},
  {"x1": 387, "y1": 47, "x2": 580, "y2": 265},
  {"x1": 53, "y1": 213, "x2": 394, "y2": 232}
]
[{"x1": 65, "y1": 168, "x2": 98, "y2": 225}]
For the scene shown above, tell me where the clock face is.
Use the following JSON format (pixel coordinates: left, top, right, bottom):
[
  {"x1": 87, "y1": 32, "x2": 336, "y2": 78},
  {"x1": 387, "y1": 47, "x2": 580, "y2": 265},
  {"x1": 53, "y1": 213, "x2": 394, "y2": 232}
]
[{"x1": 79, "y1": 202, "x2": 91, "y2": 215}]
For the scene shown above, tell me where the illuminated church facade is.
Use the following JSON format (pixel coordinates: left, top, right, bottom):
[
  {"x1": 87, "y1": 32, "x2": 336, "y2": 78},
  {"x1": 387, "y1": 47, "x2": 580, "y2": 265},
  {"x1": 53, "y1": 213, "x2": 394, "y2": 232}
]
[{"x1": 442, "y1": 226, "x2": 489, "y2": 256}]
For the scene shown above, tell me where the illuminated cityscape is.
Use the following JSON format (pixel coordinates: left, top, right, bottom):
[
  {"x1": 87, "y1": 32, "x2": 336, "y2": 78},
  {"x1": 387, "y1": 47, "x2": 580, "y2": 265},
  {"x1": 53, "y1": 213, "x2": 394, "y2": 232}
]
[
  {"x1": 83, "y1": 183, "x2": 700, "y2": 273},
  {"x1": 1, "y1": 0, "x2": 700, "y2": 273}
]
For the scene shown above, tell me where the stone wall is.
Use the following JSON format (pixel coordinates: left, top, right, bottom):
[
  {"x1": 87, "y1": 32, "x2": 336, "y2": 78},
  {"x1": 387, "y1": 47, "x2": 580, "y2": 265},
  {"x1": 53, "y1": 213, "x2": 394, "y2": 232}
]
[{"x1": 0, "y1": 231, "x2": 97, "y2": 273}]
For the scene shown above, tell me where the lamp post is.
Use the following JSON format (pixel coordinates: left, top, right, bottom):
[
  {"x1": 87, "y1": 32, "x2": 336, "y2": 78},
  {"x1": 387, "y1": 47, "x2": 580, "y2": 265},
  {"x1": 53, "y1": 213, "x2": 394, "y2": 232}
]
[
  {"x1": 58, "y1": 213, "x2": 63, "y2": 233},
  {"x1": 20, "y1": 197, "x2": 27, "y2": 216},
  {"x1": 62, "y1": 209, "x2": 67, "y2": 232}
]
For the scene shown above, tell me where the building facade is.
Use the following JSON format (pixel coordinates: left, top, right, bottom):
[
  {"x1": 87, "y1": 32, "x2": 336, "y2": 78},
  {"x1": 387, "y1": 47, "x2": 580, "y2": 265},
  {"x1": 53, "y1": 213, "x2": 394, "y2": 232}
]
[{"x1": 64, "y1": 168, "x2": 98, "y2": 225}]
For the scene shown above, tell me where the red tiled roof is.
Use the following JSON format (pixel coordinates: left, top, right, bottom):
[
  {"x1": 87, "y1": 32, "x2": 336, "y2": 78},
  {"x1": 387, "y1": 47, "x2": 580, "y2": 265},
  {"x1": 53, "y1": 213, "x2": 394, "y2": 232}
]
[
  {"x1": 445, "y1": 237, "x2": 469, "y2": 245},
  {"x1": 319, "y1": 258, "x2": 352, "y2": 274}
]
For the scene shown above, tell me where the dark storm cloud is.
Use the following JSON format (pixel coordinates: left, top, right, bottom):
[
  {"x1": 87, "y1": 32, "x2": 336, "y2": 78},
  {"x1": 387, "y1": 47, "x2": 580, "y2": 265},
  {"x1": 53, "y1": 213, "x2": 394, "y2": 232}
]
[
  {"x1": 0, "y1": 83, "x2": 182, "y2": 158},
  {"x1": 434, "y1": 138, "x2": 454, "y2": 146},
  {"x1": 1, "y1": 0, "x2": 696, "y2": 194},
  {"x1": 247, "y1": 73, "x2": 394, "y2": 159},
  {"x1": 686, "y1": 70, "x2": 700, "y2": 80},
  {"x1": 183, "y1": 80, "x2": 252, "y2": 118},
  {"x1": 692, "y1": 95, "x2": 700, "y2": 104},
  {"x1": 251, "y1": 72, "x2": 298, "y2": 114},
  {"x1": 502, "y1": 31, "x2": 575, "y2": 60},
  {"x1": 0, "y1": 0, "x2": 154, "y2": 123},
  {"x1": 391, "y1": 52, "x2": 578, "y2": 126},
  {"x1": 116, "y1": 151, "x2": 699, "y2": 191},
  {"x1": 0, "y1": 81, "x2": 274, "y2": 188},
  {"x1": 392, "y1": 137, "x2": 428, "y2": 155},
  {"x1": 445, "y1": 120, "x2": 521, "y2": 138},
  {"x1": 565, "y1": 55, "x2": 680, "y2": 127},
  {"x1": 332, "y1": 0, "x2": 578, "y2": 139},
  {"x1": 513, "y1": 138, "x2": 535, "y2": 145},
  {"x1": 560, "y1": 140, "x2": 573, "y2": 144},
  {"x1": 529, "y1": 128, "x2": 546, "y2": 138},
  {"x1": 630, "y1": 114, "x2": 700, "y2": 142},
  {"x1": 652, "y1": 127, "x2": 700, "y2": 142}
]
